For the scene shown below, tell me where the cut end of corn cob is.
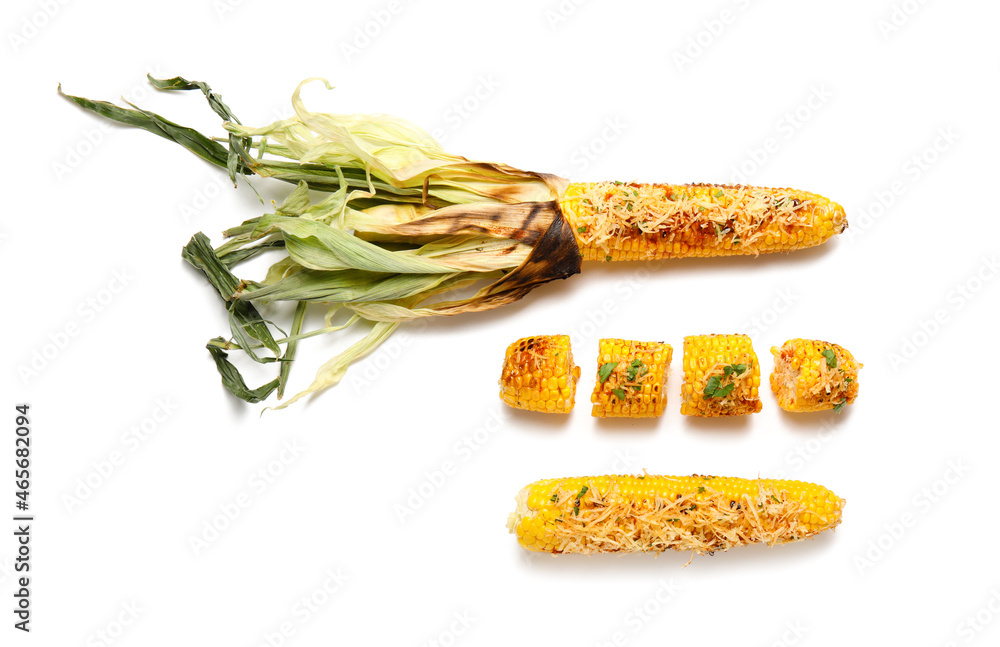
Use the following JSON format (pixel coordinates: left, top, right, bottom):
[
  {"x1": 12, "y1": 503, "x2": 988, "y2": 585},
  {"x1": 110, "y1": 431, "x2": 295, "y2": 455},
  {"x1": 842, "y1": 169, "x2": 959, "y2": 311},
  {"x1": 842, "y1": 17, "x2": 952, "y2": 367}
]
[
  {"x1": 500, "y1": 335, "x2": 580, "y2": 413},
  {"x1": 681, "y1": 334, "x2": 762, "y2": 417},
  {"x1": 507, "y1": 474, "x2": 844, "y2": 555},
  {"x1": 591, "y1": 339, "x2": 672, "y2": 418},
  {"x1": 560, "y1": 182, "x2": 846, "y2": 261},
  {"x1": 771, "y1": 339, "x2": 862, "y2": 413}
]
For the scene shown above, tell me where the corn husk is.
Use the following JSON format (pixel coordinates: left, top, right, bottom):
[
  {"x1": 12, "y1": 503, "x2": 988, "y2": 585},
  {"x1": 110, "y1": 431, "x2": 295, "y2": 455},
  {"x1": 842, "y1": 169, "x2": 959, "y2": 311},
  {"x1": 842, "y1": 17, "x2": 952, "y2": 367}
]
[{"x1": 61, "y1": 75, "x2": 581, "y2": 407}]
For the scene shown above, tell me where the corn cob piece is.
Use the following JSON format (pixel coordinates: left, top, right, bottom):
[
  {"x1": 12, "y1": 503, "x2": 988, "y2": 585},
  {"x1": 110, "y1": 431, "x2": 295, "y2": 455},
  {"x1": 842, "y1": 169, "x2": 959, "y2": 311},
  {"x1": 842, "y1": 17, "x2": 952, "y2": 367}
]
[
  {"x1": 681, "y1": 334, "x2": 762, "y2": 417},
  {"x1": 499, "y1": 335, "x2": 580, "y2": 413},
  {"x1": 508, "y1": 474, "x2": 844, "y2": 554},
  {"x1": 771, "y1": 339, "x2": 862, "y2": 413},
  {"x1": 560, "y1": 182, "x2": 847, "y2": 261},
  {"x1": 591, "y1": 339, "x2": 672, "y2": 418}
]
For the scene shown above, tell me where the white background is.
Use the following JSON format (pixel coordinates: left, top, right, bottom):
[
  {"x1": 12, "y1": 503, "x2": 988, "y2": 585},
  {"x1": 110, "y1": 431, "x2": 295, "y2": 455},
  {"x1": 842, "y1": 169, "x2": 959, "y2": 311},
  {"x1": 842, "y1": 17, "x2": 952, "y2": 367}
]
[{"x1": 3, "y1": 0, "x2": 999, "y2": 644}]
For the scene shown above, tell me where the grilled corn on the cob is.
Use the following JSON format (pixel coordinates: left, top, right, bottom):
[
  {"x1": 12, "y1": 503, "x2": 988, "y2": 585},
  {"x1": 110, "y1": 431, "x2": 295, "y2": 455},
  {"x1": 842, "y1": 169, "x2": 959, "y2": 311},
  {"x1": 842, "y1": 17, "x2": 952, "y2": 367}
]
[
  {"x1": 681, "y1": 334, "x2": 762, "y2": 417},
  {"x1": 499, "y1": 335, "x2": 580, "y2": 413},
  {"x1": 591, "y1": 339, "x2": 672, "y2": 418},
  {"x1": 771, "y1": 339, "x2": 862, "y2": 412},
  {"x1": 560, "y1": 182, "x2": 846, "y2": 261},
  {"x1": 508, "y1": 474, "x2": 844, "y2": 554}
]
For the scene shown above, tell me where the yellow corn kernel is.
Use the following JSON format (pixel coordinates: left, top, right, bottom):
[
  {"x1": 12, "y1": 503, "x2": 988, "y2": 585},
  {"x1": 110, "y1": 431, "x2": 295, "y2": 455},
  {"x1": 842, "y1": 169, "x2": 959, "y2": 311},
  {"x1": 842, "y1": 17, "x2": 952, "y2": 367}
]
[
  {"x1": 499, "y1": 335, "x2": 580, "y2": 413},
  {"x1": 680, "y1": 334, "x2": 761, "y2": 417},
  {"x1": 591, "y1": 339, "x2": 672, "y2": 418},
  {"x1": 507, "y1": 474, "x2": 845, "y2": 554},
  {"x1": 560, "y1": 182, "x2": 846, "y2": 262},
  {"x1": 770, "y1": 339, "x2": 862, "y2": 412}
]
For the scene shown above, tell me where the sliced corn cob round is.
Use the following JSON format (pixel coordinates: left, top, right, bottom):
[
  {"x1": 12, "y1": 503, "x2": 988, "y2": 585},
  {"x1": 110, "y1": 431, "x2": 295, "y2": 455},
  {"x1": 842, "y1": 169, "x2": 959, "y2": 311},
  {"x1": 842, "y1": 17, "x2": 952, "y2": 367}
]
[
  {"x1": 681, "y1": 334, "x2": 762, "y2": 417},
  {"x1": 507, "y1": 474, "x2": 844, "y2": 555},
  {"x1": 560, "y1": 182, "x2": 847, "y2": 262},
  {"x1": 771, "y1": 339, "x2": 862, "y2": 412},
  {"x1": 499, "y1": 335, "x2": 580, "y2": 413},
  {"x1": 591, "y1": 339, "x2": 672, "y2": 418}
]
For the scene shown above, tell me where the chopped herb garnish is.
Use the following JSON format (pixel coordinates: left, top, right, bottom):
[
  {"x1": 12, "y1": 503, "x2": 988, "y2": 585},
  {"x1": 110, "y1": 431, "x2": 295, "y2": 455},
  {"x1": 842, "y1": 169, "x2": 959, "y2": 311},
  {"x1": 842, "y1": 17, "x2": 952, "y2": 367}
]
[
  {"x1": 722, "y1": 363, "x2": 746, "y2": 378},
  {"x1": 714, "y1": 189, "x2": 723, "y2": 198},
  {"x1": 667, "y1": 518, "x2": 679, "y2": 522},
  {"x1": 688, "y1": 504, "x2": 697, "y2": 511},
  {"x1": 706, "y1": 363, "x2": 746, "y2": 398},
  {"x1": 625, "y1": 203, "x2": 633, "y2": 211},
  {"x1": 577, "y1": 226, "x2": 588, "y2": 234},
  {"x1": 704, "y1": 376, "x2": 735, "y2": 398},
  {"x1": 633, "y1": 189, "x2": 639, "y2": 197},
  {"x1": 573, "y1": 485, "x2": 589, "y2": 516},
  {"x1": 612, "y1": 388, "x2": 626, "y2": 401},
  {"x1": 549, "y1": 493, "x2": 558, "y2": 502},
  {"x1": 833, "y1": 399, "x2": 847, "y2": 413},
  {"x1": 821, "y1": 349, "x2": 837, "y2": 368},
  {"x1": 844, "y1": 377, "x2": 853, "y2": 383},
  {"x1": 598, "y1": 362, "x2": 618, "y2": 384},
  {"x1": 697, "y1": 486, "x2": 706, "y2": 494},
  {"x1": 605, "y1": 254, "x2": 612, "y2": 262},
  {"x1": 625, "y1": 358, "x2": 646, "y2": 382},
  {"x1": 714, "y1": 383, "x2": 735, "y2": 398},
  {"x1": 770, "y1": 495, "x2": 780, "y2": 503}
]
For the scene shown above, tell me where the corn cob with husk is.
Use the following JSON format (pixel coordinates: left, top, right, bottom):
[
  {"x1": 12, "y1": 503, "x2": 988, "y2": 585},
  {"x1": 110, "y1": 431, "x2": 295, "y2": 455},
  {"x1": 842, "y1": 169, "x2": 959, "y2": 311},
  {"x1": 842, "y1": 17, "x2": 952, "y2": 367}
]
[
  {"x1": 508, "y1": 474, "x2": 844, "y2": 555},
  {"x1": 60, "y1": 75, "x2": 847, "y2": 407}
]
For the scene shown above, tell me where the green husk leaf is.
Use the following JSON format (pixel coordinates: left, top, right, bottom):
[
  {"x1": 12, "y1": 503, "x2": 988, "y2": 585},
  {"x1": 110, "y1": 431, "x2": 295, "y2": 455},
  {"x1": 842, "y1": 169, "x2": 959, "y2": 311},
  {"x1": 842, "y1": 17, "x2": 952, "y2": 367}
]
[
  {"x1": 206, "y1": 342, "x2": 281, "y2": 403},
  {"x1": 240, "y1": 269, "x2": 468, "y2": 304},
  {"x1": 181, "y1": 233, "x2": 282, "y2": 360},
  {"x1": 257, "y1": 215, "x2": 462, "y2": 274},
  {"x1": 180, "y1": 232, "x2": 243, "y2": 300},
  {"x1": 147, "y1": 74, "x2": 251, "y2": 186},
  {"x1": 148, "y1": 74, "x2": 241, "y2": 124},
  {"x1": 278, "y1": 301, "x2": 308, "y2": 398},
  {"x1": 275, "y1": 181, "x2": 312, "y2": 217},
  {"x1": 59, "y1": 85, "x2": 233, "y2": 170},
  {"x1": 218, "y1": 240, "x2": 285, "y2": 268}
]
